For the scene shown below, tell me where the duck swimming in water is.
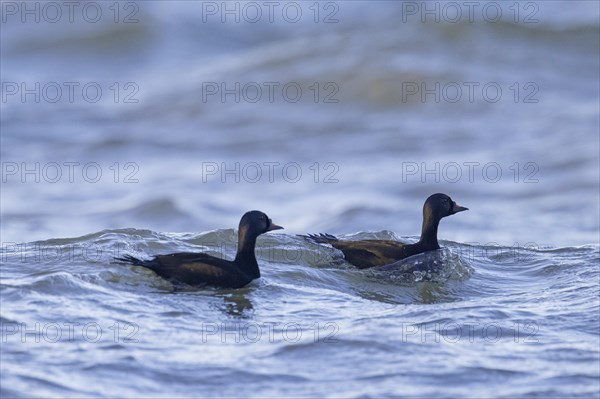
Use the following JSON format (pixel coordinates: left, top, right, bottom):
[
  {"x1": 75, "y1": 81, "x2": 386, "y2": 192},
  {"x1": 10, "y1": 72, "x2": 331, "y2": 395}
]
[
  {"x1": 300, "y1": 193, "x2": 467, "y2": 269},
  {"x1": 115, "y1": 210, "x2": 283, "y2": 288}
]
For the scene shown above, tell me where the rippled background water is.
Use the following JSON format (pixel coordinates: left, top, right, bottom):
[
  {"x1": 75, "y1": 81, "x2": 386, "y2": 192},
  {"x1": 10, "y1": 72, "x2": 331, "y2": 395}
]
[{"x1": 1, "y1": 1, "x2": 599, "y2": 398}]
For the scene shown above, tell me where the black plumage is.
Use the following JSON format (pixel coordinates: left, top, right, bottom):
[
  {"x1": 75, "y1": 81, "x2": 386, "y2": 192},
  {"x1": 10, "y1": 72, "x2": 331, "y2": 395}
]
[
  {"x1": 115, "y1": 211, "x2": 283, "y2": 288},
  {"x1": 301, "y1": 193, "x2": 467, "y2": 269}
]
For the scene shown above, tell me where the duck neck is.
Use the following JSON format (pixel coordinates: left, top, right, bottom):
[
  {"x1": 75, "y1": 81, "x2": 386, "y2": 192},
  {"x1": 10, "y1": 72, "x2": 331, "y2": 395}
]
[
  {"x1": 234, "y1": 228, "x2": 260, "y2": 277},
  {"x1": 418, "y1": 212, "x2": 440, "y2": 250}
]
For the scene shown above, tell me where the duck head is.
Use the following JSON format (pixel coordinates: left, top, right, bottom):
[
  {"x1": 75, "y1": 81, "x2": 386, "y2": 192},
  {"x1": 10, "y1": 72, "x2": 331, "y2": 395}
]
[
  {"x1": 423, "y1": 193, "x2": 468, "y2": 221},
  {"x1": 239, "y1": 210, "x2": 283, "y2": 239}
]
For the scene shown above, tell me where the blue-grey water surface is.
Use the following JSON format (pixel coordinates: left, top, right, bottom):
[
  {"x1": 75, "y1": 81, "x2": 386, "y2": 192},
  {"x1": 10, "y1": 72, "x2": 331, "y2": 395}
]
[{"x1": 1, "y1": 2, "x2": 599, "y2": 398}]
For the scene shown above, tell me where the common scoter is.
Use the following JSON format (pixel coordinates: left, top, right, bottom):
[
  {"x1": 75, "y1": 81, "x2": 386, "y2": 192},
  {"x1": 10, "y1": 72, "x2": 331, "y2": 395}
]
[
  {"x1": 300, "y1": 193, "x2": 467, "y2": 269},
  {"x1": 115, "y1": 210, "x2": 283, "y2": 288}
]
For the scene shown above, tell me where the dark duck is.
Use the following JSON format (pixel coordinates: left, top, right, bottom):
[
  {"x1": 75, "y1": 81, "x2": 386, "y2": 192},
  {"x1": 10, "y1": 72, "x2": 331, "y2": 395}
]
[
  {"x1": 301, "y1": 193, "x2": 467, "y2": 269},
  {"x1": 115, "y1": 211, "x2": 283, "y2": 288}
]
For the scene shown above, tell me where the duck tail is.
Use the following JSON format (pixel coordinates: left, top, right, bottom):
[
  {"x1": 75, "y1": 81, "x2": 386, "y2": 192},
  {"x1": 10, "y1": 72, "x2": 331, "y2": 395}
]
[{"x1": 298, "y1": 233, "x2": 339, "y2": 244}]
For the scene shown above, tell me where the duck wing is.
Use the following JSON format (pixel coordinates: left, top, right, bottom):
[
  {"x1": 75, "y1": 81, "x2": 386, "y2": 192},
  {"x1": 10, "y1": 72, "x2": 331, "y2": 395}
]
[
  {"x1": 300, "y1": 234, "x2": 426, "y2": 269},
  {"x1": 327, "y1": 240, "x2": 411, "y2": 269},
  {"x1": 117, "y1": 252, "x2": 252, "y2": 288}
]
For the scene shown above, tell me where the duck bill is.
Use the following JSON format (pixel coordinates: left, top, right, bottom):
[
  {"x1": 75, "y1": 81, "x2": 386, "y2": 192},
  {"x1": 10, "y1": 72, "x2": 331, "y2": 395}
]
[
  {"x1": 267, "y1": 221, "x2": 284, "y2": 231},
  {"x1": 451, "y1": 202, "x2": 469, "y2": 214}
]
